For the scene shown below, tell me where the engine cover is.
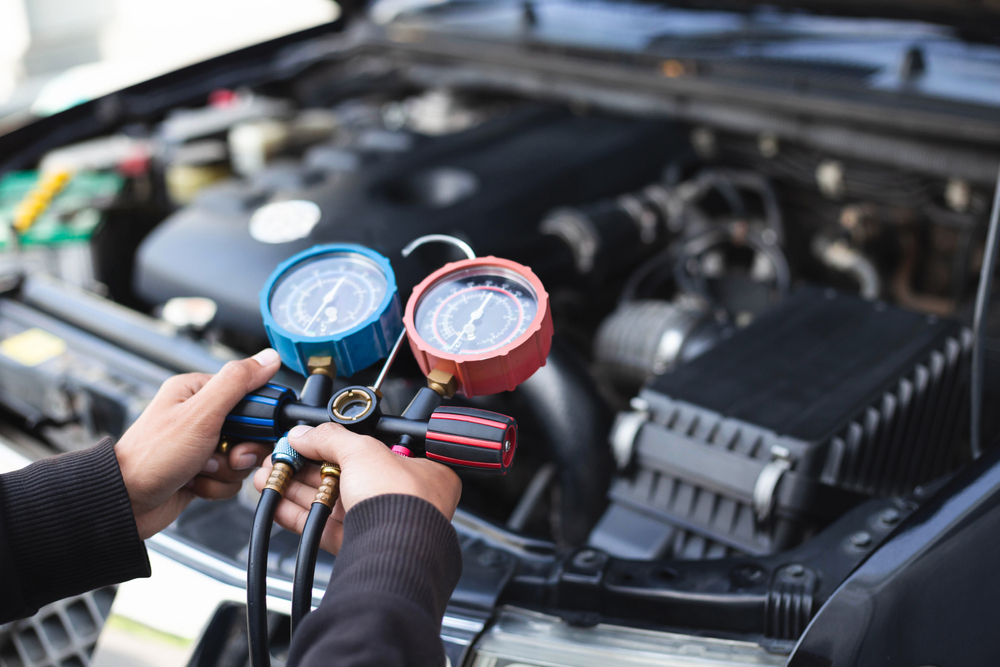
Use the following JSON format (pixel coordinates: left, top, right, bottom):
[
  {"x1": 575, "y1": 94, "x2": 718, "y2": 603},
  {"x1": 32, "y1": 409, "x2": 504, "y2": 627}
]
[
  {"x1": 134, "y1": 108, "x2": 685, "y2": 336},
  {"x1": 590, "y1": 287, "x2": 972, "y2": 559}
]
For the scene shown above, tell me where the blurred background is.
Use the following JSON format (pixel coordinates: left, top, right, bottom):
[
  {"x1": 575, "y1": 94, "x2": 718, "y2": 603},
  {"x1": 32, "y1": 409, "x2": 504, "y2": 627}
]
[{"x1": 0, "y1": 0, "x2": 339, "y2": 128}]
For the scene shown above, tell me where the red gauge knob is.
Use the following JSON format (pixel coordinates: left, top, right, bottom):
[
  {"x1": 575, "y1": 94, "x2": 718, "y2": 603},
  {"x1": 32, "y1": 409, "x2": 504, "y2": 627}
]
[
  {"x1": 424, "y1": 406, "x2": 517, "y2": 473},
  {"x1": 404, "y1": 256, "x2": 553, "y2": 397}
]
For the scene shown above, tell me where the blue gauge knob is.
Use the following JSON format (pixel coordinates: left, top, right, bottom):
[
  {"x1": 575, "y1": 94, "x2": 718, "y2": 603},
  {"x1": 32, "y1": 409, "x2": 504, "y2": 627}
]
[{"x1": 260, "y1": 244, "x2": 402, "y2": 377}]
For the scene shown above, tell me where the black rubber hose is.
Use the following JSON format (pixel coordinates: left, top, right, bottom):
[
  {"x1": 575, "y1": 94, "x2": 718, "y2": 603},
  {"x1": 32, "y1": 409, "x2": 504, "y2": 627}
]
[
  {"x1": 247, "y1": 488, "x2": 281, "y2": 667},
  {"x1": 291, "y1": 502, "x2": 332, "y2": 635},
  {"x1": 513, "y1": 338, "x2": 614, "y2": 546}
]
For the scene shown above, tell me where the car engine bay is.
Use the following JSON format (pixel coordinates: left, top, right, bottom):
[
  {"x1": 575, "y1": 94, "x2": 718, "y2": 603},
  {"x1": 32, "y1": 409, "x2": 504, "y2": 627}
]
[{"x1": 2, "y1": 3, "x2": 1000, "y2": 664}]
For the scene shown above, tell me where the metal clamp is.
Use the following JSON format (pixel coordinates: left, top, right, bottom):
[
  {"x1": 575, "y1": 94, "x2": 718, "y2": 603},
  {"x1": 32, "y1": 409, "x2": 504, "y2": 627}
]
[{"x1": 753, "y1": 445, "x2": 793, "y2": 523}]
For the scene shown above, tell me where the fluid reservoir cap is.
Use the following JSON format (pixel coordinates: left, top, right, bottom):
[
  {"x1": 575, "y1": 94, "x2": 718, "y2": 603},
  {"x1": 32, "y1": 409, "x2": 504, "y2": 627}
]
[
  {"x1": 260, "y1": 244, "x2": 403, "y2": 377},
  {"x1": 249, "y1": 200, "x2": 322, "y2": 244},
  {"x1": 162, "y1": 297, "x2": 218, "y2": 329}
]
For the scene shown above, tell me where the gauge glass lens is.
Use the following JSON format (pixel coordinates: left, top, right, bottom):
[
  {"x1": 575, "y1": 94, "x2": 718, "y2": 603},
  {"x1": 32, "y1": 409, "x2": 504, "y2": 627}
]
[
  {"x1": 414, "y1": 267, "x2": 538, "y2": 354},
  {"x1": 269, "y1": 253, "x2": 388, "y2": 338}
]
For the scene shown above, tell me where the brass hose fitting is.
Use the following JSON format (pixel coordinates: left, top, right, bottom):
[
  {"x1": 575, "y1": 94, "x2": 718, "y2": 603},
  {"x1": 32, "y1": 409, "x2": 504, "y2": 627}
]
[
  {"x1": 314, "y1": 463, "x2": 342, "y2": 508},
  {"x1": 307, "y1": 355, "x2": 335, "y2": 378},
  {"x1": 427, "y1": 368, "x2": 457, "y2": 399},
  {"x1": 264, "y1": 461, "x2": 296, "y2": 495}
]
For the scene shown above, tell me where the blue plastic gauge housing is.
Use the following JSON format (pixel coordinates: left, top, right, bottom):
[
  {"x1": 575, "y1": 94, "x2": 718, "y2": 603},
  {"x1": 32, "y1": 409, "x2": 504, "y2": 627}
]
[{"x1": 260, "y1": 244, "x2": 403, "y2": 377}]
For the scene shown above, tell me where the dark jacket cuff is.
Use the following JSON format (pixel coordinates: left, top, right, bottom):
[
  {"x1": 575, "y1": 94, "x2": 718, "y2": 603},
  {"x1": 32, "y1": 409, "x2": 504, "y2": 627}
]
[
  {"x1": 0, "y1": 437, "x2": 150, "y2": 620},
  {"x1": 323, "y1": 494, "x2": 463, "y2": 622}
]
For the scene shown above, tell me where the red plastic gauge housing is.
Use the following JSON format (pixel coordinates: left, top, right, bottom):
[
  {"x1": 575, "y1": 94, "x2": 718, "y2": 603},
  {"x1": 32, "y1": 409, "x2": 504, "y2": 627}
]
[{"x1": 404, "y1": 257, "x2": 553, "y2": 397}]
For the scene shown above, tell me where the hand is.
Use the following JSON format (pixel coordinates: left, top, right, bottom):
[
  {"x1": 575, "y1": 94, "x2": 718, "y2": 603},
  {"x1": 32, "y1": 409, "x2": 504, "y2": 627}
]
[
  {"x1": 116, "y1": 349, "x2": 282, "y2": 539},
  {"x1": 253, "y1": 422, "x2": 462, "y2": 554}
]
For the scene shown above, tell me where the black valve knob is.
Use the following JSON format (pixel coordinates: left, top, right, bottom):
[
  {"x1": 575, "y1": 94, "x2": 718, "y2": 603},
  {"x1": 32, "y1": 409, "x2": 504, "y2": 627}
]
[
  {"x1": 222, "y1": 384, "x2": 297, "y2": 443},
  {"x1": 424, "y1": 406, "x2": 517, "y2": 474}
]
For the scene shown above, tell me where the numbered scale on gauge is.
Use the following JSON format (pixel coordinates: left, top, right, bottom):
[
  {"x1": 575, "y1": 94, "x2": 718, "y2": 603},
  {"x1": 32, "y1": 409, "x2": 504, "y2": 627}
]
[
  {"x1": 414, "y1": 269, "x2": 539, "y2": 354},
  {"x1": 261, "y1": 244, "x2": 402, "y2": 377},
  {"x1": 405, "y1": 257, "x2": 553, "y2": 397},
  {"x1": 269, "y1": 253, "x2": 388, "y2": 338}
]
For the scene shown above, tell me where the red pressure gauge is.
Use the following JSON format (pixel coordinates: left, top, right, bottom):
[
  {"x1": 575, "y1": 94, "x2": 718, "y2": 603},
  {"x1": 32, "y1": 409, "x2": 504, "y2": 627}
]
[{"x1": 404, "y1": 257, "x2": 553, "y2": 397}]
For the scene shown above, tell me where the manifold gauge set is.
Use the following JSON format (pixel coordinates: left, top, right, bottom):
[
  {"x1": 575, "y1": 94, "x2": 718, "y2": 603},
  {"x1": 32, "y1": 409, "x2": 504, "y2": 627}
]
[{"x1": 219, "y1": 238, "x2": 553, "y2": 666}]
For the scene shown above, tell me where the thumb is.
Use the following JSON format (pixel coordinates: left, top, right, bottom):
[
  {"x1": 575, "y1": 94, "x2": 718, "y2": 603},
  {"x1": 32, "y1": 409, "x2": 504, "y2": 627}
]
[
  {"x1": 286, "y1": 422, "x2": 385, "y2": 466},
  {"x1": 188, "y1": 349, "x2": 282, "y2": 423}
]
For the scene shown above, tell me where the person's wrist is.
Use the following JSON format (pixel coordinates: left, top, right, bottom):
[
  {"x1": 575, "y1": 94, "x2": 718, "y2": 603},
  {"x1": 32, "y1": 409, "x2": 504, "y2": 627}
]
[{"x1": 114, "y1": 434, "x2": 154, "y2": 519}]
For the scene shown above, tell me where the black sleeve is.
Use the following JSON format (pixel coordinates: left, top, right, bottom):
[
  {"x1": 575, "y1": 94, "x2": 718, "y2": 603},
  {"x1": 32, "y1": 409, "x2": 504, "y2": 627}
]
[
  {"x1": 0, "y1": 437, "x2": 151, "y2": 622},
  {"x1": 289, "y1": 494, "x2": 463, "y2": 667}
]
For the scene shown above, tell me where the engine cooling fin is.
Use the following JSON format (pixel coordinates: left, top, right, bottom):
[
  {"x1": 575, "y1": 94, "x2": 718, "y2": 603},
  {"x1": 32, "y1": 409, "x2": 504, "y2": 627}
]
[{"x1": 590, "y1": 286, "x2": 972, "y2": 558}]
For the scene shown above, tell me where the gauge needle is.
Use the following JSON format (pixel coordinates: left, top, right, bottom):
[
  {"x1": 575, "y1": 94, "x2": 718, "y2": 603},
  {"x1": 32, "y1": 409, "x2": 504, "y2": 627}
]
[
  {"x1": 305, "y1": 277, "x2": 345, "y2": 332},
  {"x1": 451, "y1": 293, "x2": 492, "y2": 350}
]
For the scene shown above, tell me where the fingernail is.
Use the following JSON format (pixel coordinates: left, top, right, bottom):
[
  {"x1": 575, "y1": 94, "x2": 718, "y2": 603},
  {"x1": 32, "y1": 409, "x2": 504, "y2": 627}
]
[
  {"x1": 288, "y1": 424, "x2": 313, "y2": 439},
  {"x1": 235, "y1": 453, "x2": 257, "y2": 470},
  {"x1": 202, "y1": 458, "x2": 219, "y2": 474},
  {"x1": 251, "y1": 348, "x2": 280, "y2": 367}
]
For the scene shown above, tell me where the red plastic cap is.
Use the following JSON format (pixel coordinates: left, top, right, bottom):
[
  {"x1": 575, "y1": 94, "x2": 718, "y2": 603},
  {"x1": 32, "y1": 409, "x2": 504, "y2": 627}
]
[{"x1": 404, "y1": 257, "x2": 553, "y2": 397}]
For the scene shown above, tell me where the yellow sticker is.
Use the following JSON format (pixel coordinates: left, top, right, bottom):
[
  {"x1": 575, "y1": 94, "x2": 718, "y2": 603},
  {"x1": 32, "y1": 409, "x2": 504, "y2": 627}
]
[{"x1": 0, "y1": 328, "x2": 67, "y2": 367}]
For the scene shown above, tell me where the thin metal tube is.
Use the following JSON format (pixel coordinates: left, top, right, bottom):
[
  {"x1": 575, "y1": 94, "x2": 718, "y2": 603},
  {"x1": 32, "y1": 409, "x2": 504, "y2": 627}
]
[
  {"x1": 971, "y1": 169, "x2": 1000, "y2": 459},
  {"x1": 401, "y1": 234, "x2": 476, "y2": 260},
  {"x1": 373, "y1": 330, "x2": 407, "y2": 392}
]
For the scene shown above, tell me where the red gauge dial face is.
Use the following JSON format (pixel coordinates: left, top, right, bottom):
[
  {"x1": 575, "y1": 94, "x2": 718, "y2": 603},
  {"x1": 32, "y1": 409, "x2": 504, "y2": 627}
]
[
  {"x1": 413, "y1": 267, "x2": 539, "y2": 354},
  {"x1": 404, "y1": 256, "x2": 553, "y2": 397}
]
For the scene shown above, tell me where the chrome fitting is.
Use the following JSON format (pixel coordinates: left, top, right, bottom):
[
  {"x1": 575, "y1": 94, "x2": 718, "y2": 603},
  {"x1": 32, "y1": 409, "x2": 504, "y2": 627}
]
[{"x1": 271, "y1": 435, "x2": 306, "y2": 473}]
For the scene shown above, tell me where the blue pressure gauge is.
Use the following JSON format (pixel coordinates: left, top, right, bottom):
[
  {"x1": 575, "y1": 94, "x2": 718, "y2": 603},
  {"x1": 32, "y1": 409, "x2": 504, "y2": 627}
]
[{"x1": 260, "y1": 244, "x2": 402, "y2": 377}]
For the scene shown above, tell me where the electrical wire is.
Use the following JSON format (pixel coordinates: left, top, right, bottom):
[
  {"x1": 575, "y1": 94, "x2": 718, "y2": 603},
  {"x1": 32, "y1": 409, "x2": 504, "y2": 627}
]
[
  {"x1": 247, "y1": 488, "x2": 282, "y2": 667},
  {"x1": 970, "y1": 169, "x2": 1000, "y2": 459},
  {"x1": 291, "y1": 502, "x2": 332, "y2": 633}
]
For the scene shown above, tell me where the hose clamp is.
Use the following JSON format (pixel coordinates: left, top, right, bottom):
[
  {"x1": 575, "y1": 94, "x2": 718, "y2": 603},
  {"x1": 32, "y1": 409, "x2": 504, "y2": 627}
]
[
  {"x1": 539, "y1": 208, "x2": 600, "y2": 274},
  {"x1": 753, "y1": 445, "x2": 792, "y2": 523},
  {"x1": 617, "y1": 193, "x2": 657, "y2": 244}
]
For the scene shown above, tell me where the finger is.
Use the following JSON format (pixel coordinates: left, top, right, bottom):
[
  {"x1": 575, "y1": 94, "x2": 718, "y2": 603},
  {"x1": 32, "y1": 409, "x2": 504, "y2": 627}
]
[
  {"x1": 187, "y1": 349, "x2": 282, "y2": 422},
  {"x1": 227, "y1": 442, "x2": 273, "y2": 472},
  {"x1": 293, "y1": 462, "x2": 325, "y2": 488},
  {"x1": 251, "y1": 460, "x2": 338, "y2": 514},
  {"x1": 273, "y1": 498, "x2": 344, "y2": 554},
  {"x1": 199, "y1": 452, "x2": 263, "y2": 483},
  {"x1": 153, "y1": 373, "x2": 213, "y2": 405},
  {"x1": 187, "y1": 475, "x2": 242, "y2": 500},
  {"x1": 253, "y1": 464, "x2": 270, "y2": 493},
  {"x1": 278, "y1": 475, "x2": 328, "y2": 510},
  {"x1": 285, "y1": 422, "x2": 387, "y2": 466},
  {"x1": 253, "y1": 458, "x2": 326, "y2": 493},
  {"x1": 331, "y1": 497, "x2": 346, "y2": 524}
]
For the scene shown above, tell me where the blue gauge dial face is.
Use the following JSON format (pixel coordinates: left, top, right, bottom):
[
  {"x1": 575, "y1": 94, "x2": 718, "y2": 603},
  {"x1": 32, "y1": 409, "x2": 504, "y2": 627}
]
[
  {"x1": 269, "y1": 253, "x2": 388, "y2": 338},
  {"x1": 414, "y1": 267, "x2": 538, "y2": 354}
]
